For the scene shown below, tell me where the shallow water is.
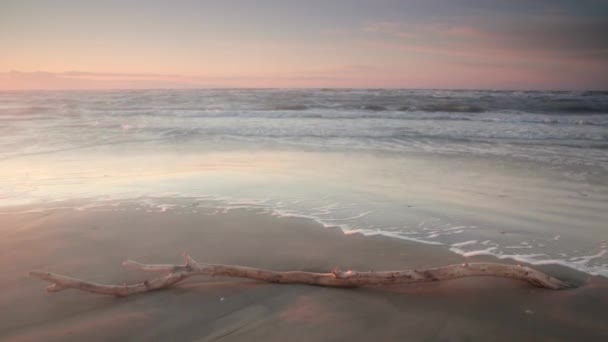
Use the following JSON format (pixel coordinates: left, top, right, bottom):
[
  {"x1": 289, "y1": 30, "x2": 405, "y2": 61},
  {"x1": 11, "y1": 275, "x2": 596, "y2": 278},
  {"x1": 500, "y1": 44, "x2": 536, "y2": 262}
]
[{"x1": 1, "y1": 89, "x2": 607, "y2": 276}]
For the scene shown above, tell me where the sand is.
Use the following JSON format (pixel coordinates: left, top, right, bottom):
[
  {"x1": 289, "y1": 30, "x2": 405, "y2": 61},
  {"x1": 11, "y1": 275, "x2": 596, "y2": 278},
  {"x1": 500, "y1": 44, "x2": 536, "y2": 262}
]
[{"x1": 0, "y1": 202, "x2": 607, "y2": 341}]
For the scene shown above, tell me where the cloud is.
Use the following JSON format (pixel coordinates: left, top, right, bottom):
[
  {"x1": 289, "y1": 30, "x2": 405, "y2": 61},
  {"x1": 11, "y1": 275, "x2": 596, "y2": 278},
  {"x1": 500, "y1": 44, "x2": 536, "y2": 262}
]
[
  {"x1": 442, "y1": 26, "x2": 498, "y2": 40},
  {"x1": 61, "y1": 71, "x2": 183, "y2": 78},
  {"x1": 362, "y1": 14, "x2": 608, "y2": 64},
  {"x1": 0, "y1": 70, "x2": 196, "y2": 90},
  {"x1": 0, "y1": 69, "x2": 384, "y2": 90},
  {"x1": 364, "y1": 21, "x2": 415, "y2": 39},
  {"x1": 356, "y1": 14, "x2": 608, "y2": 90}
]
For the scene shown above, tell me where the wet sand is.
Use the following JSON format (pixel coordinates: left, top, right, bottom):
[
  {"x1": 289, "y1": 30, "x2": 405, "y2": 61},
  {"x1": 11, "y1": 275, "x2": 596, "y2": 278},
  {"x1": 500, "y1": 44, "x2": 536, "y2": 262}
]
[{"x1": 0, "y1": 203, "x2": 606, "y2": 341}]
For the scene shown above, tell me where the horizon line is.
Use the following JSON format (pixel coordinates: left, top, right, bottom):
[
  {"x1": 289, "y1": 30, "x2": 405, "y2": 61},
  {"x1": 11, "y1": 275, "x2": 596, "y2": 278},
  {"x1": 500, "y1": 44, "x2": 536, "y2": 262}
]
[
  {"x1": 2, "y1": 86, "x2": 607, "y2": 93},
  {"x1": 3, "y1": 70, "x2": 607, "y2": 92}
]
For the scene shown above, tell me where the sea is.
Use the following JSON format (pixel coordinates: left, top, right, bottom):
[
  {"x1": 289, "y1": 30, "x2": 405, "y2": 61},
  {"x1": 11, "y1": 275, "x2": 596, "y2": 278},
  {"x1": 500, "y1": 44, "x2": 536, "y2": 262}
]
[{"x1": 1, "y1": 89, "x2": 607, "y2": 276}]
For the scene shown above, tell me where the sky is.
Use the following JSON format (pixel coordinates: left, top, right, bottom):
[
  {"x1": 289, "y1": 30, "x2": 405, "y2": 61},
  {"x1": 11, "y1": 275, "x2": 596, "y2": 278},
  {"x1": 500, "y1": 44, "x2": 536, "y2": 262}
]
[{"x1": 1, "y1": 0, "x2": 608, "y2": 90}]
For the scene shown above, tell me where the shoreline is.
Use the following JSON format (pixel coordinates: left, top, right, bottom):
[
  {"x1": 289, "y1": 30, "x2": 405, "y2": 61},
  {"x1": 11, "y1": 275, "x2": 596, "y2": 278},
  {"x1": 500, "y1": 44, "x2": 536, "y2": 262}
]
[
  {"x1": 1, "y1": 200, "x2": 606, "y2": 340},
  {"x1": 0, "y1": 197, "x2": 603, "y2": 280}
]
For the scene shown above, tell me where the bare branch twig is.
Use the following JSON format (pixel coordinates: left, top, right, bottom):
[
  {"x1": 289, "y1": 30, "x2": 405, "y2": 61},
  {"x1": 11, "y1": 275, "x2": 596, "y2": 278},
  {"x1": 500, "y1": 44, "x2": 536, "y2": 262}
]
[{"x1": 29, "y1": 253, "x2": 571, "y2": 296}]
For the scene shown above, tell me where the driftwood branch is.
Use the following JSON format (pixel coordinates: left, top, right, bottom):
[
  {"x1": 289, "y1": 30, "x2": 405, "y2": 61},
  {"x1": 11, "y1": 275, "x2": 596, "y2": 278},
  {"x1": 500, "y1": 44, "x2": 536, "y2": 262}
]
[{"x1": 29, "y1": 253, "x2": 571, "y2": 296}]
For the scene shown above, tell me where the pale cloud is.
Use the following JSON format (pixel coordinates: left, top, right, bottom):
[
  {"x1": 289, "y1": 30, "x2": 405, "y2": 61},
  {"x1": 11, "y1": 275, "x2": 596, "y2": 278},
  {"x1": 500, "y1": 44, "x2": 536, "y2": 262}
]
[
  {"x1": 0, "y1": 68, "x2": 387, "y2": 90},
  {"x1": 362, "y1": 15, "x2": 608, "y2": 63},
  {"x1": 364, "y1": 22, "x2": 412, "y2": 37},
  {"x1": 61, "y1": 71, "x2": 183, "y2": 78},
  {"x1": 0, "y1": 71, "x2": 195, "y2": 90},
  {"x1": 442, "y1": 26, "x2": 498, "y2": 40}
]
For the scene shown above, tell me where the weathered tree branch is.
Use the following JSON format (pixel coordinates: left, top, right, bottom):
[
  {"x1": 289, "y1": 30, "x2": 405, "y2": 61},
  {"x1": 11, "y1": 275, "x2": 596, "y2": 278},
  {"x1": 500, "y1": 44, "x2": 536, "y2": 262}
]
[{"x1": 29, "y1": 253, "x2": 571, "y2": 296}]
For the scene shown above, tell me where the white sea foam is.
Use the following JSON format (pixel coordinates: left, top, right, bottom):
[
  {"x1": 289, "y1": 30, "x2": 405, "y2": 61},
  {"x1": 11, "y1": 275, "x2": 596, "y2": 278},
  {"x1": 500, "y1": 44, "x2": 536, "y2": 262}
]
[
  {"x1": 124, "y1": 197, "x2": 608, "y2": 276},
  {"x1": 451, "y1": 240, "x2": 478, "y2": 247},
  {"x1": 449, "y1": 239, "x2": 608, "y2": 276},
  {"x1": 0, "y1": 206, "x2": 75, "y2": 215},
  {"x1": 343, "y1": 228, "x2": 444, "y2": 246},
  {"x1": 321, "y1": 211, "x2": 372, "y2": 221},
  {"x1": 7, "y1": 194, "x2": 607, "y2": 277}
]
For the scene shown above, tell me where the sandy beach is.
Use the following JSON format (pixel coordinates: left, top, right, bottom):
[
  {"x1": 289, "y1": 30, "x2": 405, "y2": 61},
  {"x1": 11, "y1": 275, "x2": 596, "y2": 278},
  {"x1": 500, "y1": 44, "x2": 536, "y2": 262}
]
[
  {"x1": 1, "y1": 201, "x2": 606, "y2": 341},
  {"x1": 3, "y1": 1, "x2": 608, "y2": 340}
]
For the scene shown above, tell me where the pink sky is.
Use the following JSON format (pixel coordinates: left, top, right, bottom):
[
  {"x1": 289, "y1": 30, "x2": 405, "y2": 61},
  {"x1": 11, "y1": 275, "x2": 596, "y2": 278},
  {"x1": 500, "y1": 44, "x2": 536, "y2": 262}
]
[{"x1": 1, "y1": 1, "x2": 607, "y2": 90}]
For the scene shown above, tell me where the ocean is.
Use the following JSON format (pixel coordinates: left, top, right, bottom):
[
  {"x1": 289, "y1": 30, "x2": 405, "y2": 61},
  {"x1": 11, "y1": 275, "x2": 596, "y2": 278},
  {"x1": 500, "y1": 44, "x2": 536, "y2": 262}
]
[{"x1": 1, "y1": 89, "x2": 607, "y2": 276}]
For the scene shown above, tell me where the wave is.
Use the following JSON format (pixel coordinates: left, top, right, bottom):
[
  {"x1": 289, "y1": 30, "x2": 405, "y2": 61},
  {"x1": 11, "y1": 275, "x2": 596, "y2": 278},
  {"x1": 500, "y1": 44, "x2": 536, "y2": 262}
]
[
  {"x1": 360, "y1": 104, "x2": 388, "y2": 111},
  {"x1": 91, "y1": 104, "x2": 608, "y2": 115},
  {"x1": 582, "y1": 90, "x2": 608, "y2": 96},
  {"x1": 271, "y1": 105, "x2": 309, "y2": 111},
  {"x1": 268, "y1": 103, "x2": 482, "y2": 113},
  {"x1": 449, "y1": 243, "x2": 608, "y2": 277},
  {"x1": 270, "y1": 104, "x2": 389, "y2": 112},
  {"x1": 8, "y1": 94, "x2": 606, "y2": 115},
  {"x1": 65, "y1": 108, "x2": 606, "y2": 127},
  {"x1": 3, "y1": 89, "x2": 608, "y2": 169},
  {"x1": 150, "y1": 126, "x2": 608, "y2": 150},
  {"x1": 554, "y1": 105, "x2": 608, "y2": 113},
  {"x1": 37, "y1": 196, "x2": 607, "y2": 278},
  {"x1": 402, "y1": 104, "x2": 486, "y2": 113}
]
